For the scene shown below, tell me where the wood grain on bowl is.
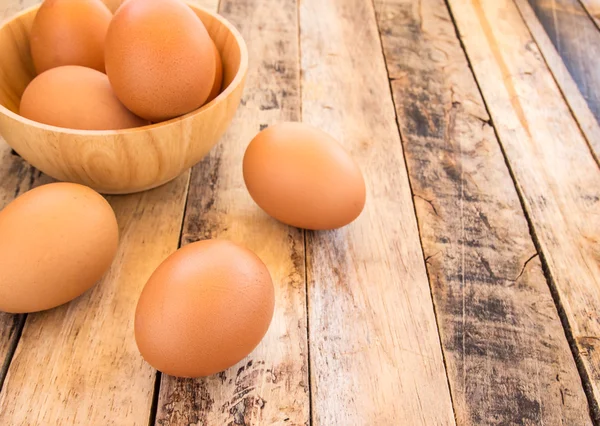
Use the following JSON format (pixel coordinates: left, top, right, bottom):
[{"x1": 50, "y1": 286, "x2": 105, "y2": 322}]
[{"x1": 0, "y1": 3, "x2": 247, "y2": 194}]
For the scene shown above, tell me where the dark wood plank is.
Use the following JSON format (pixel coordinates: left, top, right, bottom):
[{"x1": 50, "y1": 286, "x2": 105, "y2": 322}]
[
  {"x1": 300, "y1": 0, "x2": 456, "y2": 424},
  {"x1": 0, "y1": 314, "x2": 24, "y2": 391},
  {"x1": 375, "y1": 0, "x2": 593, "y2": 424},
  {"x1": 447, "y1": 0, "x2": 600, "y2": 419},
  {"x1": 515, "y1": 0, "x2": 600, "y2": 164},
  {"x1": 526, "y1": 0, "x2": 600, "y2": 130},
  {"x1": 155, "y1": 0, "x2": 310, "y2": 424}
]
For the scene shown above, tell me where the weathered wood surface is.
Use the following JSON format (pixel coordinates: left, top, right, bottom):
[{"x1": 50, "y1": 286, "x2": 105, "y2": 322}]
[
  {"x1": 515, "y1": 0, "x2": 600, "y2": 165},
  {"x1": 580, "y1": 0, "x2": 600, "y2": 28},
  {"x1": 447, "y1": 0, "x2": 600, "y2": 419},
  {"x1": 375, "y1": 0, "x2": 593, "y2": 424},
  {"x1": 525, "y1": 0, "x2": 600, "y2": 129},
  {"x1": 155, "y1": 0, "x2": 310, "y2": 425},
  {"x1": 300, "y1": 0, "x2": 456, "y2": 424}
]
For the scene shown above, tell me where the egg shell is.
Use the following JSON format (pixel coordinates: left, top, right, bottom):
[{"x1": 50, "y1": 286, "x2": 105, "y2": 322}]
[
  {"x1": 134, "y1": 239, "x2": 275, "y2": 378},
  {"x1": 205, "y1": 41, "x2": 223, "y2": 104},
  {"x1": 105, "y1": 0, "x2": 216, "y2": 122},
  {"x1": 30, "y1": 0, "x2": 112, "y2": 74},
  {"x1": 243, "y1": 122, "x2": 367, "y2": 230},
  {"x1": 20, "y1": 65, "x2": 149, "y2": 130},
  {"x1": 0, "y1": 183, "x2": 119, "y2": 313}
]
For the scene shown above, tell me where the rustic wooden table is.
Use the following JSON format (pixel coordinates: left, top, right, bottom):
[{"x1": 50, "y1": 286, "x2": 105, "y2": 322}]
[{"x1": 1, "y1": 0, "x2": 600, "y2": 424}]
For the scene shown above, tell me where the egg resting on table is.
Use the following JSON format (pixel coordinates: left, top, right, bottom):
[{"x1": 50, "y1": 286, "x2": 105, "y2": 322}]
[
  {"x1": 135, "y1": 239, "x2": 275, "y2": 378},
  {"x1": 243, "y1": 122, "x2": 366, "y2": 230},
  {"x1": 0, "y1": 183, "x2": 119, "y2": 313},
  {"x1": 105, "y1": 0, "x2": 216, "y2": 122},
  {"x1": 20, "y1": 65, "x2": 148, "y2": 130},
  {"x1": 30, "y1": 0, "x2": 112, "y2": 73}
]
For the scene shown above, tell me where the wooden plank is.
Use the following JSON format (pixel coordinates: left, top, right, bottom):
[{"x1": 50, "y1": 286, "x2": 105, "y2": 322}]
[
  {"x1": 447, "y1": 0, "x2": 600, "y2": 419},
  {"x1": 155, "y1": 0, "x2": 310, "y2": 425},
  {"x1": 580, "y1": 0, "x2": 600, "y2": 28},
  {"x1": 0, "y1": 0, "x2": 50, "y2": 394},
  {"x1": 0, "y1": 1, "x2": 224, "y2": 423},
  {"x1": 375, "y1": 0, "x2": 593, "y2": 424},
  {"x1": 299, "y1": 0, "x2": 456, "y2": 424},
  {"x1": 515, "y1": 0, "x2": 600, "y2": 165},
  {"x1": 524, "y1": 0, "x2": 600, "y2": 131}
]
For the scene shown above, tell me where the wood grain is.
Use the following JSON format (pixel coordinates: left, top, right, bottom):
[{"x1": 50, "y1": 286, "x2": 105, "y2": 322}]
[
  {"x1": 523, "y1": 0, "x2": 600, "y2": 132},
  {"x1": 299, "y1": 0, "x2": 455, "y2": 424},
  {"x1": 447, "y1": 0, "x2": 600, "y2": 418},
  {"x1": 0, "y1": 3, "x2": 247, "y2": 194},
  {"x1": 580, "y1": 0, "x2": 600, "y2": 28},
  {"x1": 515, "y1": 0, "x2": 600, "y2": 165},
  {"x1": 155, "y1": 0, "x2": 310, "y2": 425},
  {"x1": 375, "y1": 0, "x2": 593, "y2": 424}
]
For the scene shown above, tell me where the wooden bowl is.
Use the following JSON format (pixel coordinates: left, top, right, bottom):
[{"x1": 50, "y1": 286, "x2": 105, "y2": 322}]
[{"x1": 0, "y1": 4, "x2": 248, "y2": 194}]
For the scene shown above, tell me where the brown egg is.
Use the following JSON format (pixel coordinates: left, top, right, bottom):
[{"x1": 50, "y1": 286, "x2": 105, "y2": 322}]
[
  {"x1": 20, "y1": 65, "x2": 148, "y2": 130},
  {"x1": 135, "y1": 239, "x2": 275, "y2": 378},
  {"x1": 243, "y1": 122, "x2": 366, "y2": 230},
  {"x1": 105, "y1": 0, "x2": 216, "y2": 121},
  {"x1": 30, "y1": 0, "x2": 112, "y2": 74},
  {"x1": 205, "y1": 41, "x2": 223, "y2": 104},
  {"x1": 0, "y1": 183, "x2": 119, "y2": 313}
]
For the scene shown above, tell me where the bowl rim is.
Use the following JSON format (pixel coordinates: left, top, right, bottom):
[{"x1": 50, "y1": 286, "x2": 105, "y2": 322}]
[{"x1": 0, "y1": 2, "x2": 249, "y2": 136}]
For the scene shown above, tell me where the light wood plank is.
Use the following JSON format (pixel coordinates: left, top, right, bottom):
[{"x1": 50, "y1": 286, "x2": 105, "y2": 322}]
[
  {"x1": 580, "y1": 0, "x2": 600, "y2": 28},
  {"x1": 299, "y1": 0, "x2": 456, "y2": 424},
  {"x1": 155, "y1": 0, "x2": 310, "y2": 424},
  {"x1": 515, "y1": 0, "x2": 600, "y2": 165},
  {"x1": 447, "y1": 0, "x2": 600, "y2": 419},
  {"x1": 375, "y1": 0, "x2": 593, "y2": 424}
]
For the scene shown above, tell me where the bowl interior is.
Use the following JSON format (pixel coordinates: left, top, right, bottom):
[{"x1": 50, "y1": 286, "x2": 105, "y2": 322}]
[{"x1": 0, "y1": 4, "x2": 242, "y2": 117}]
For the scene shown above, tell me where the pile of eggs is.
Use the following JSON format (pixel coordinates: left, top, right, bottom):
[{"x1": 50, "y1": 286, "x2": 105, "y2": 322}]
[
  {"x1": 20, "y1": 0, "x2": 223, "y2": 130},
  {"x1": 0, "y1": 0, "x2": 368, "y2": 379}
]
